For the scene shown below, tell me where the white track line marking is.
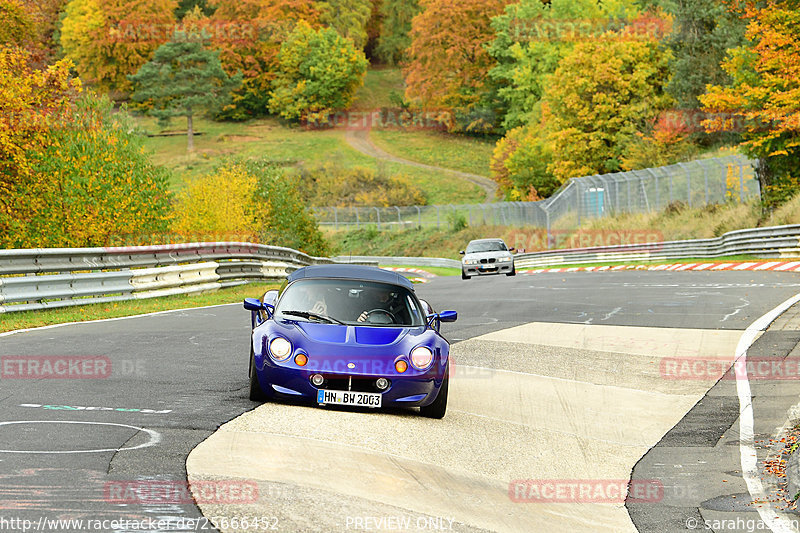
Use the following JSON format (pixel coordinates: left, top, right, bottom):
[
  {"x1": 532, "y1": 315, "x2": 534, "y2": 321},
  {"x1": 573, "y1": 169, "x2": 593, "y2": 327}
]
[
  {"x1": 735, "y1": 292, "x2": 800, "y2": 533},
  {"x1": 0, "y1": 303, "x2": 239, "y2": 338}
]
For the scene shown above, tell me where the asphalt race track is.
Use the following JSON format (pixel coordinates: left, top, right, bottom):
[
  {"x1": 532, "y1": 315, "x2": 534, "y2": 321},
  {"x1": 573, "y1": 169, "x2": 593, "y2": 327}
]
[{"x1": 3, "y1": 271, "x2": 800, "y2": 532}]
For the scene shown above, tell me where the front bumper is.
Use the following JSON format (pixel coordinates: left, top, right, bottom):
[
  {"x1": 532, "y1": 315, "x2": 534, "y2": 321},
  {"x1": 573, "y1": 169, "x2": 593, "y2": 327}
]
[
  {"x1": 254, "y1": 355, "x2": 446, "y2": 408},
  {"x1": 462, "y1": 262, "x2": 514, "y2": 275}
]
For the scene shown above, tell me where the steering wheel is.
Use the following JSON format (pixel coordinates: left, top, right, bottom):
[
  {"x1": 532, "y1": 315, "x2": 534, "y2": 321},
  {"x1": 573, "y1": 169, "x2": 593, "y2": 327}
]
[{"x1": 363, "y1": 309, "x2": 396, "y2": 324}]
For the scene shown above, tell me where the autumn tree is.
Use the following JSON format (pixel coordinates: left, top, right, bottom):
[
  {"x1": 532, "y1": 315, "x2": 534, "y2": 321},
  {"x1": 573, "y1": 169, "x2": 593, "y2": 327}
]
[
  {"x1": 0, "y1": 47, "x2": 171, "y2": 247},
  {"x1": 129, "y1": 30, "x2": 241, "y2": 152},
  {"x1": 208, "y1": 0, "x2": 320, "y2": 118},
  {"x1": 374, "y1": 0, "x2": 420, "y2": 65},
  {"x1": 60, "y1": 0, "x2": 177, "y2": 93},
  {"x1": 488, "y1": 0, "x2": 643, "y2": 130},
  {"x1": 404, "y1": 0, "x2": 510, "y2": 132},
  {"x1": 544, "y1": 39, "x2": 673, "y2": 180},
  {"x1": 318, "y1": 0, "x2": 372, "y2": 49},
  {"x1": 268, "y1": 21, "x2": 367, "y2": 122},
  {"x1": 700, "y1": 0, "x2": 800, "y2": 208},
  {"x1": 0, "y1": 0, "x2": 35, "y2": 46}
]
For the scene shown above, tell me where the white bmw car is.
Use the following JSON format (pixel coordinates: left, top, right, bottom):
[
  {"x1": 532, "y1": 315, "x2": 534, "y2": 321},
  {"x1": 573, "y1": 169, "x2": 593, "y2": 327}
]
[{"x1": 460, "y1": 238, "x2": 516, "y2": 280}]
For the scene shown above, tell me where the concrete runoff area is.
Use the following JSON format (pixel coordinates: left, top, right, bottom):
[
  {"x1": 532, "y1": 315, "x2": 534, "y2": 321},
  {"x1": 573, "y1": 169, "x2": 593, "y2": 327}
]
[{"x1": 187, "y1": 323, "x2": 746, "y2": 532}]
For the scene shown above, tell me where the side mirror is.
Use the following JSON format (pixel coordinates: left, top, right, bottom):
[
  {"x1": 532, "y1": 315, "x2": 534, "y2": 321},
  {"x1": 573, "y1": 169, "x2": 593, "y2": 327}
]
[
  {"x1": 459, "y1": 250, "x2": 465, "y2": 255},
  {"x1": 439, "y1": 310, "x2": 458, "y2": 323},
  {"x1": 243, "y1": 298, "x2": 275, "y2": 319},
  {"x1": 509, "y1": 247, "x2": 516, "y2": 253},
  {"x1": 243, "y1": 298, "x2": 263, "y2": 312}
]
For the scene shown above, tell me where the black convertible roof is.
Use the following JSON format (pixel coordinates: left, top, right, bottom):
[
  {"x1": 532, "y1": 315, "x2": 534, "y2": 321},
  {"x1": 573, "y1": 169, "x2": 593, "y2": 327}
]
[{"x1": 287, "y1": 264, "x2": 415, "y2": 290}]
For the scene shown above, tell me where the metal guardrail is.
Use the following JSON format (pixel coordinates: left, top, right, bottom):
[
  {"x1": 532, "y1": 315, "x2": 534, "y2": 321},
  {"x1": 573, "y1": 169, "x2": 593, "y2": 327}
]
[
  {"x1": 0, "y1": 243, "x2": 375, "y2": 314},
  {"x1": 513, "y1": 225, "x2": 800, "y2": 267},
  {"x1": 332, "y1": 256, "x2": 462, "y2": 269},
  {"x1": 333, "y1": 225, "x2": 800, "y2": 271}
]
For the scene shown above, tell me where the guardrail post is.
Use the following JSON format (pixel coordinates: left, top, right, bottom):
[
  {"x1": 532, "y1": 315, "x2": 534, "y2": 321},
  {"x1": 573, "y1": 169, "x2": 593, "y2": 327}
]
[
  {"x1": 702, "y1": 163, "x2": 709, "y2": 205},
  {"x1": 394, "y1": 206, "x2": 401, "y2": 229},
  {"x1": 374, "y1": 207, "x2": 381, "y2": 230},
  {"x1": 356, "y1": 210, "x2": 360, "y2": 229},
  {"x1": 415, "y1": 205, "x2": 421, "y2": 227},
  {"x1": 333, "y1": 207, "x2": 338, "y2": 231},
  {"x1": 436, "y1": 206, "x2": 440, "y2": 229}
]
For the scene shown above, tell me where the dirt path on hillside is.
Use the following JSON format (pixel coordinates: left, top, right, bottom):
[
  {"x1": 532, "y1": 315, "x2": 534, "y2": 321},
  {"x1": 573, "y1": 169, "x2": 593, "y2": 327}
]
[{"x1": 345, "y1": 129, "x2": 498, "y2": 202}]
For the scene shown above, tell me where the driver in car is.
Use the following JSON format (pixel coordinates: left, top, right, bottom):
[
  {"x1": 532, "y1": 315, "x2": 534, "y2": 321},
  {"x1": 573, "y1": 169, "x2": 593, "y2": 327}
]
[{"x1": 356, "y1": 287, "x2": 395, "y2": 323}]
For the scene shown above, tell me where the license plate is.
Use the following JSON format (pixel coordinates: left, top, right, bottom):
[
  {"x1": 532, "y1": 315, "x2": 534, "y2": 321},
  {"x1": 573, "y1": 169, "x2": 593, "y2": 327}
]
[{"x1": 317, "y1": 389, "x2": 382, "y2": 408}]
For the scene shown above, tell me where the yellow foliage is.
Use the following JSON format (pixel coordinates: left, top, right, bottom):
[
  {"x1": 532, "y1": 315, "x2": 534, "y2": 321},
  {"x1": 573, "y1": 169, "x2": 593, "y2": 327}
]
[{"x1": 172, "y1": 164, "x2": 259, "y2": 241}]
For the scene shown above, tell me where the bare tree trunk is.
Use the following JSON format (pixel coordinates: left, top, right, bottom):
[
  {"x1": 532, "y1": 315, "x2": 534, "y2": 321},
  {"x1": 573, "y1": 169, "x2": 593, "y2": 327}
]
[{"x1": 187, "y1": 111, "x2": 194, "y2": 153}]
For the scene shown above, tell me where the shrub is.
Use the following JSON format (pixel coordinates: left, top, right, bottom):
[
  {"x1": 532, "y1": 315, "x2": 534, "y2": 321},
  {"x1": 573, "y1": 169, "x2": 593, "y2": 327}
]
[
  {"x1": 292, "y1": 162, "x2": 426, "y2": 207},
  {"x1": 268, "y1": 21, "x2": 368, "y2": 122}
]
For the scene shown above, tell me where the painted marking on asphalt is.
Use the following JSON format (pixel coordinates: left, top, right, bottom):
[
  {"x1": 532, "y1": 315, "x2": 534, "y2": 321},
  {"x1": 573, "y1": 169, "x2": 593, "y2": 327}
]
[
  {"x1": 733, "y1": 262, "x2": 759, "y2": 270},
  {"x1": 775, "y1": 262, "x2": 800, "y2": 271},
  {"x1": 734, "y1": 292, "x2": 800, "y2": 533},
  {"x1": 692, "y1": 264, "x2": 715, "y2": 271},
  {"x1": 754, "y1": 262, "x2": 783, "y2": 271},
  {"x1": 0, "y1": 421, "x2": 162, "y2": 454},
  {"x1": 18, "y1": 403, "x2": 172, "y2": 414},
  {"x1": 711, "y1": 263, "x2": 734, "y2": 270}
]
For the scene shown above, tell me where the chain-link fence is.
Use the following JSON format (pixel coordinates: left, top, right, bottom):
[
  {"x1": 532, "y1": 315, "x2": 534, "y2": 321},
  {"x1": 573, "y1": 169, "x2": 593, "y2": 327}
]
[{"x1": 313, "y1": 155, "x2": 759, "y2": 232}]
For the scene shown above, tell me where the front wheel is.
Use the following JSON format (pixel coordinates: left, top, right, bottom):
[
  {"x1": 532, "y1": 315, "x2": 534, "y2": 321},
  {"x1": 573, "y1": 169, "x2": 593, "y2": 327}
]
[
  {"x1": 249, "y1": 344, "x2": 268, "y2": 402},
  {"x1": 506, "y1": 265, "x2": 516, "y2": 277},
  {"x1": 420, "y1": 363, "x2": 449, "y2": 419},
  {"x1": 461, "y1": 271, "x2": 470, "y2": 280}
]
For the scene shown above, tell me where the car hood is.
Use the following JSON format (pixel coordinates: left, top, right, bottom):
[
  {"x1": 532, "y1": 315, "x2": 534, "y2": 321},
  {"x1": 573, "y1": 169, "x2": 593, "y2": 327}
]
[{"x1": 282, "y1": 321, "x2": 420, "y2": 346}]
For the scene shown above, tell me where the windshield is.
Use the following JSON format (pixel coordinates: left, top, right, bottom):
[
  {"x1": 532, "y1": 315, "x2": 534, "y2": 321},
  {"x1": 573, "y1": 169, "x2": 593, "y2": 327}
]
[
  {"x1": 466, "y1": 241, "x2": 507, "y2": 253},
  {"x1": 275, "y1": 279, "x2": 425, "y2": 327}
]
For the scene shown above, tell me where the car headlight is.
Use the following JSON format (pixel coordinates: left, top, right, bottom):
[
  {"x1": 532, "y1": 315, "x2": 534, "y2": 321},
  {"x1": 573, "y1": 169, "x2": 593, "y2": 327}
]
[
  {"x1": 463, "y1": 259, "x2": 477, "y2": 265},
  {"x1": 269, "y1": 337, "x2": 292, "y2": 361},
  {"x1": 410, "y1": 346, "x2": 433, "y2": 369},
  {"x1": 498, "y1": 257, "x2": 512, "y2": 263}
]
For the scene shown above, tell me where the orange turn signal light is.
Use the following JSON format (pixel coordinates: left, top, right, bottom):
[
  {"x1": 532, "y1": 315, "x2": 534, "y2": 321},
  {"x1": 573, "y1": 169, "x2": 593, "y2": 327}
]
[
  {"x1": 295, "y1": 354, "x2": 308, "y2": 367},
  {"x1": 395, "y1": 360, "x2": 408, "y2": 373}
]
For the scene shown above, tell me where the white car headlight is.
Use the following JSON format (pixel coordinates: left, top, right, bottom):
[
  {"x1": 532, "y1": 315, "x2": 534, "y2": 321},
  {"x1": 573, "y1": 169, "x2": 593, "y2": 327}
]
[
  {"x1": 464, "y1": 259, "x2": 477, "y2": 265},
  {"x1": 410, "y1": 346, "x2": 433, "y2": 369},
  {"x1": 269, "y1": 337, "x2": 292, "y2": 361},
  {"x1": 498, "y1": 257, "x2": 512, "y2": 263}
]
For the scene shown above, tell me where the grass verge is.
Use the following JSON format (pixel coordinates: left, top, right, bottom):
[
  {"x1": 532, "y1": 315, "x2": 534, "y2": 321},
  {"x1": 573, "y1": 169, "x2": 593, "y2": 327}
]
[
  {"x1": 382, "y1": 265, "x2": 460, "y2": 277},
  {"x1": 0, "y1": 283, "x2": 278, "y2": 334}
]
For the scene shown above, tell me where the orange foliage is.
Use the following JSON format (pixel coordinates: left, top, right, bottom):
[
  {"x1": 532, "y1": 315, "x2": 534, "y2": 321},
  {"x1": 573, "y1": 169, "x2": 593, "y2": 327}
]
[{"x1": 404, "y1": 0, "x2": 510, "y2": 126}]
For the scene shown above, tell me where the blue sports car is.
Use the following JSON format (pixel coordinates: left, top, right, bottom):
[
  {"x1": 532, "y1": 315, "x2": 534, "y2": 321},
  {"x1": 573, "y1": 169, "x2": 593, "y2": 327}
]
[{"x1": 243, "y1": 264, "x2": 458, "y2": 418}]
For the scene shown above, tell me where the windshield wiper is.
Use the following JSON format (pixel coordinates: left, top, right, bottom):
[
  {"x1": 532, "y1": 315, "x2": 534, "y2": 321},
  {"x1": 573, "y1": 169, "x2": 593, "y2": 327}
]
[{"x1": 281, "y1": 310, "x2": 345, "y2": 325}]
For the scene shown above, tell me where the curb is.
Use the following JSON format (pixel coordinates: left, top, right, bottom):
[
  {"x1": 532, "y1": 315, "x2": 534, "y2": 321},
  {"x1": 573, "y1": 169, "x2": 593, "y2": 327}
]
[
  {"x1": 520, "y1": 261, "x2": 800, "y2": 275},
  {"x1": 787, "y1": 448, "x2": 800, "y2": 505}
]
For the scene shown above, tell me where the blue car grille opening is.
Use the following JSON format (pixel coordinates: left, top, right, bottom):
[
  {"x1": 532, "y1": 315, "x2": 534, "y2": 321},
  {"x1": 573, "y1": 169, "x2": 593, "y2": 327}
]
[{"x1": 316, "y1": 375, "x2": 390, "y2": 393}]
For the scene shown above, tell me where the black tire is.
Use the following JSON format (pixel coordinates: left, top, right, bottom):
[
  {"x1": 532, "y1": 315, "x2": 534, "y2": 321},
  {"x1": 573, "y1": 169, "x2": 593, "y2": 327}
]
[
  {"x1": 506, "y1": 265, "x2": 516, "y2": 277},
  {"x1": 420, "y1": 363, "x2": 449, "y2": 419},
  {"x1": 249, "y1": 344, "x2": 268, "y2": 402},
  {"x1": 461, "y1": 271, "x2": 470, "y2": 280}
]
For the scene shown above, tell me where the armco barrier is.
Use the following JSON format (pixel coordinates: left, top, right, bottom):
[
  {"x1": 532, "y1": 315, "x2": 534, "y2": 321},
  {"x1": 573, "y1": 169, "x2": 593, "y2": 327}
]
[
  {"x1": 0, "y1": 243, "x2": 375, "y2": 314},
  {"x1": 514, "y1": 224, "x2": 800, "y2": 268},
  {"x1": 333, "y1": 225, "x2": 800, "y2": 271}
]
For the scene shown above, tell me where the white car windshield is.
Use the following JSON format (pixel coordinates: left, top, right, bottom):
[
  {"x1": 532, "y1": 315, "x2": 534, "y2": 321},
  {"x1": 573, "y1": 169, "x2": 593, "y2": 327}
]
[
  {"x1": 275, "y1": 279, "x2": 425, "y2": 327},
  {"x1": 466, "y1": 241, "x2": 507, "y2": 253}
]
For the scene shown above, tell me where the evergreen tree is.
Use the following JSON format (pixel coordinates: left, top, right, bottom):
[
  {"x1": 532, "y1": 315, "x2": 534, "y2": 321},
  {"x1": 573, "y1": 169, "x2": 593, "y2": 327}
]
[{"x1": 129, "y1": 30, "x2": 241, "y2": 152}]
